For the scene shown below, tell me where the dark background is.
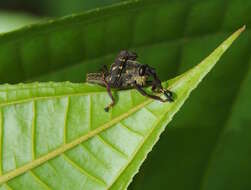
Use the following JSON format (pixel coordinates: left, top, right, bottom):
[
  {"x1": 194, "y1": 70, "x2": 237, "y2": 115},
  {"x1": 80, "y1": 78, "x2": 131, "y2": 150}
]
[{"x1": 0, "y1": 0, "x2": 123, "y2": 16}]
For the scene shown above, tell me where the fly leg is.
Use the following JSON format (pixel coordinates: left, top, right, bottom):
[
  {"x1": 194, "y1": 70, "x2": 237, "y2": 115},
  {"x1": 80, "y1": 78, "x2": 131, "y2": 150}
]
[
  {"x1": 146, "y1": 67, "x2": 174, "y2": 102},
  {"x1": 151, "y1": 81, "x2": 174, "y2": 102},
  {"x1": 100, "y1": 65, "x2": 108, "y2": 75},
  {"x1": 102, "y1": 73, "x2": 115, "y2": 112},
  {"x1": 134, "y1": 83, "x2": 167, "y2": 102}
]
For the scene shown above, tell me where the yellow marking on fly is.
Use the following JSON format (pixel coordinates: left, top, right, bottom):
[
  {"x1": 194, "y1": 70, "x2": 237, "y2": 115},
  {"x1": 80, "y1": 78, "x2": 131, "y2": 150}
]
[
  {"x1": 134, "y1": 76, "x2": 147, "y2": 86},
  {"x1": 119, "y1": 66, "x2": 123, "y2": 69},
  {"x1": 118, "y1": 58, "x2": 126, "y2": 62}
]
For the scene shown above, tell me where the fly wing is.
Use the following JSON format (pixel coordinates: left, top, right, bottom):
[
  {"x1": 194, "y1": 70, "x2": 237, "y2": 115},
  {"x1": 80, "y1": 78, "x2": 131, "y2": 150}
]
[
  {"x1": 109, "y1": 50, "x2": 138, "y2": 86},
  {"x1": 108, "y1": 62, "x2": 125, "y2": 87}
]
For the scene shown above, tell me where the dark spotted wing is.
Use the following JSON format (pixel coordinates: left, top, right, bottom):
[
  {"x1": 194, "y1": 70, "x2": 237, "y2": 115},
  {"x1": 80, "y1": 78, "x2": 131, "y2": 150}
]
[
  {"x1": 108, "y1": 62, "x2": 125, "y2": 86},
  {"x1": 108, "y1": 51, "x2": 138, "y2": 87}
]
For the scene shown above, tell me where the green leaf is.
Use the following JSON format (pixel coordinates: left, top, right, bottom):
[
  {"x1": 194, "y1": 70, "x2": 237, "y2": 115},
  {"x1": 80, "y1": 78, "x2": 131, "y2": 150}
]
[
  {"x1": 0, "y1": 27, "x2": 244, "y2": 189},
  {"x1": 40, "y1": 0, "x2": 124, "y2": 16},
  {"x1": 0, "y1": 0, "x2": 249, "y2": 189}
]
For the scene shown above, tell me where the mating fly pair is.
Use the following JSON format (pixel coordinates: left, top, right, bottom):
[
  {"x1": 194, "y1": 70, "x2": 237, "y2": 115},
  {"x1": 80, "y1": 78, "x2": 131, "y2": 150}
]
[{"x1": 86, "y1": 50, "x2": 174, "y2": 112}]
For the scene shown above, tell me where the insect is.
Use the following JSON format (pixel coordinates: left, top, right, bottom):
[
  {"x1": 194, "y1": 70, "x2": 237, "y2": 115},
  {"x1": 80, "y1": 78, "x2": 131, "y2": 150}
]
[{"x1": 86, "y1": 50, "x2": 174, "y2": 112}]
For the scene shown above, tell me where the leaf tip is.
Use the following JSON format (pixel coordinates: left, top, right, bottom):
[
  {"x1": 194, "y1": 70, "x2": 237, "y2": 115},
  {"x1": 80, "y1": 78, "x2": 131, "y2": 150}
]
[
  {"x1": 233, "y1": 25, "x2": 246, "y2": 39},
  {"x1": 239, "y1": 25, "x2": 246, "y2": 32},
  {"x1": 219, "y1": 25, "x2": 246, "y2": 53},
  {"x1": 231, "y1": 25, "x2": 246, "y2": 41}
]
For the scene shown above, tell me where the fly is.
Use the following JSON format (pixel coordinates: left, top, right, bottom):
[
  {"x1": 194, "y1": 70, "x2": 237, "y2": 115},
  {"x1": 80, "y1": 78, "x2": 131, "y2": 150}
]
[{"x1": 86, "y1": 50, "x2": 174, "y2": 112}]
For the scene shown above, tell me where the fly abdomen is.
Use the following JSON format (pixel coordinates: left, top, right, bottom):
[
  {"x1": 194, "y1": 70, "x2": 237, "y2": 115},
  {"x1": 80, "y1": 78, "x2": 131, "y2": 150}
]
[{"x1": 86, "y1": 73, "x2": 105, "y2": 86}]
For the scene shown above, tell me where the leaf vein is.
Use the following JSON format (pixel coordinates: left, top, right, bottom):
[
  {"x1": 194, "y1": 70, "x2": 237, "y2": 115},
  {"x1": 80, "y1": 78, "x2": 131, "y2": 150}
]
[
  {"x1": 144, "y1": 107, "x2": 158, "y2": 118},
  {"x1": 0, "y1": 98, "x2": 152, "y2": 184},
  {"x1": 31, "y1": 101, "x2": 36, "y2": 160},
  {"x1": 0, "y1": 70, "x2": 192, "y2": 185},
  {"x1": 30, "y1": 171, "x2": 52, "y2": 190},
  {"x1": 97, "y1": 135, "x2": 128, "y2": 159},
  {"x1": 79, "y1": 144, "x2": 109, "y2": 170},
  {"x1": 107, "y1": 102, "x2": 175, "y2": 189},
  {"x1": 0, "y1": 91, "x2": 106, "y2": 108},
  {"x1": 63, "y1": 97, "x2": 70, "y2": 144},
  {"x1": 119, "y1": 123, "x2": 144, "y2": 138},
  {"x1": 62, "y1": 154, "x2": 107, "y2": 187},
  {"x1": 47, "y1": 162, "x2": 57, "y2": 174}
]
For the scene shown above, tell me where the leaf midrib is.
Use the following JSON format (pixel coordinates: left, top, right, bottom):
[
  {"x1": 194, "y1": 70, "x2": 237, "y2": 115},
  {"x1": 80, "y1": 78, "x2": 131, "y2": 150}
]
[
  {"x1": 108, "y1": 79, "x2": 192, "y2": 189},
  {"x1": 0, "y1": 76, "x2": 177, "y2": 184},
  {"x1": 0, "y1": 97, "x2": 152, "y2": 184},
  {"x1": 107, "y1": 104, "x2": 170, "y2": 189}
]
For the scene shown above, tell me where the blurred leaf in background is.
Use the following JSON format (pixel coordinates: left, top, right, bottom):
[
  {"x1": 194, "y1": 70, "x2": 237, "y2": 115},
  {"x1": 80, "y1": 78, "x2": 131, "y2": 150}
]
[
  {"x1": 0, "y1": 11, "x2": 39, "y2": 33},
  {"x1": 0, "y1": 0, "x2": 250, "y2": 189},
  {"x1": 41, "y1": 0, "x2": 124, "y2": 16},
  {"x1": 0, "y1": 0, "x2": 124, "y2": 17}
]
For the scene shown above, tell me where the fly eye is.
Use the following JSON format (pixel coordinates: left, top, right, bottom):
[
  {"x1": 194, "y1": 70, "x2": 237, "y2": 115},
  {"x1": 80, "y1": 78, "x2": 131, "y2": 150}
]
[{"x1": 139, "y1": 66, "x2": 146, "y2": 76}]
